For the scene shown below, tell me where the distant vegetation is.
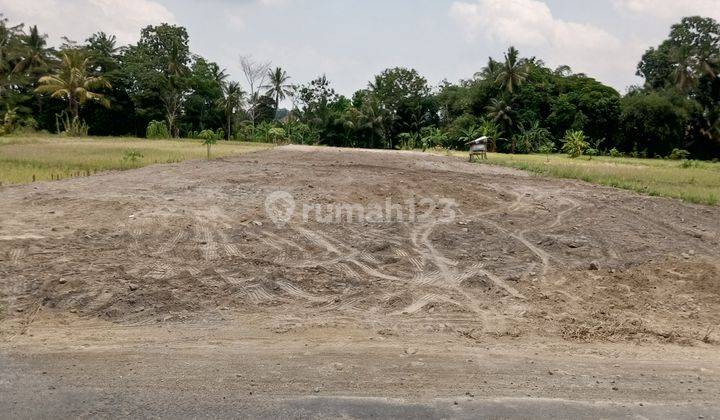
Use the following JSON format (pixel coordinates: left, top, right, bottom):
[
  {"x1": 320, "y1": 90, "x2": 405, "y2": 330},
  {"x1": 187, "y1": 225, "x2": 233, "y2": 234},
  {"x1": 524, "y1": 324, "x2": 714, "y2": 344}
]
[{"x1": 0, "y1": 14, "x2": 718, "y2": 159}]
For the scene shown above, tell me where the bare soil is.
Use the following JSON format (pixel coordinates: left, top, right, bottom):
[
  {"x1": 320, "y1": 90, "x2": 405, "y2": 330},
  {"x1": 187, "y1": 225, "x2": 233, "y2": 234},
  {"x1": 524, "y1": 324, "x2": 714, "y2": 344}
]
[{"x1": 1, "y1": 145, "x2": 720, "y2": 417}]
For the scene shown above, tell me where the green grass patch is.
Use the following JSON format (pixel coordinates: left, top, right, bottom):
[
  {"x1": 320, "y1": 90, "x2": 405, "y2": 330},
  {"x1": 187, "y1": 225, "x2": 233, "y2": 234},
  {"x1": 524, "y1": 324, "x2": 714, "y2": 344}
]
[
  {"x1": 447, "y1": 151, "x2": 720, "y2": 206},
  {"x1": 0, "y1": 136, "x2": 273, "y2": 186}
]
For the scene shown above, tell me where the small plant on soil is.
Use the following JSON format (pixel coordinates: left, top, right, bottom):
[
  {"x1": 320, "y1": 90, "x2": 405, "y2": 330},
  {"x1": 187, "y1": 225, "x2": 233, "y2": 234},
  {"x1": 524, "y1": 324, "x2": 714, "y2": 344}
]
[
  {"x1": 198, "y1": 129, "x2": 218, "y2": 159},
  {"x1": 121, "y1": 149, "x2": 144, "y2": 168},
  {"x1": 537, "y1": 141, "x2": 555, "y2": 162}
]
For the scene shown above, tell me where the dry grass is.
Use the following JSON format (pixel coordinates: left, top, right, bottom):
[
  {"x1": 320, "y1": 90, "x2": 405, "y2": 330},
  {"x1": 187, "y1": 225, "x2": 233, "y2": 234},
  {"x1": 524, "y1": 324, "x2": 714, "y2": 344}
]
[
  {"x1": 0, "y1": 136, "x2": 273, "y2": 186},
  {"x1": 447, "y1": 151, "x2": 720, "y2": 205}
]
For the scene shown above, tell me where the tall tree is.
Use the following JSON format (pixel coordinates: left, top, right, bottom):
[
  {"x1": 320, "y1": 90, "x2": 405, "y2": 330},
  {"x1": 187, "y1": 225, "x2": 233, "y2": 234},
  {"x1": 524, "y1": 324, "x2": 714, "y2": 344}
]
[
  {"x1": 263, "y1": 67, "x2": 292, "y2": 120},
  {"x1": 367, "y1": 67, "x2": 434, "y2": 146},
  {"x1": 35, "y1": 50, "x2": 110, "y2": 120},
  {"x1": 184, "y1": 56, "x2": 225, "y2": 132},
  {"x1": 123, "y1": 24, "x2": 191, "y2": 137},
  {"x1": 496, "y1": 46, "x2": 528, "y2": 94},
  {"x1": 637, "y1": 16, "x2": 720, "y2": 155},
  {"x1": 475, "y1": 57, "x2": 502, "y2": 80},
  {"x1": 0, "y1": 14, "x2": 23, "y2": 102},
  {"x1": 12, "y1": 25, "x2": 52, "y2": 76},
  {"x1": 217, "y1": 81, "x2": 244, "y2": 139},
  {"x1": 486, "y1": 97, "x2": 517, "y2": 151},
  {"x1": 240, "y1": 55, "x2": 270, "y2": 127}
]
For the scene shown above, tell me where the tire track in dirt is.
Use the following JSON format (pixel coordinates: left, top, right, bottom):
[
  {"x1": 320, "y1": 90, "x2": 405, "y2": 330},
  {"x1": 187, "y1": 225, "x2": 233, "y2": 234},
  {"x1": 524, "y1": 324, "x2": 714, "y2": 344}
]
[
  {"x1": 296, "y1": 227, "x2": 404, "y2": 282},
  {"x1": 8, "y1": 248, "x2": 25, "y2": 264},
  {"x1": 276, "y1": 280, "x2": 327, "y2": 303},
  {"x1": 215, "y1": 229, "x2": 242, "y2": 257},
  {"x1": 154, "y1": 231, "x2": 185, "y2": 256},
  {"x1": 194, "y1": 223, "x2": 218, "y2": 261}
]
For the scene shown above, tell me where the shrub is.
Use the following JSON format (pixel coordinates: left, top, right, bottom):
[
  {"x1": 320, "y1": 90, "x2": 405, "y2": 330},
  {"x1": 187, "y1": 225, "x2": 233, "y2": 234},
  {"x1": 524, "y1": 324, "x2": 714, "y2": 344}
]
[
  {"x1": 561, "y1": 130, "x2": 589, "y2": 158},
  {"x1": 669, "y1": 148, "x2": 691, "y2": 160},
  {"x1": 268, "y1": 127, "x2": 287, "y2": 144},
  {"x1": 121, "y1": 149, "x2": 144, "y2": 167},
  {"x1": 197, "y1": 129, "x2": 217, "y2": 141},
  {"x1": 679, "y1": 159, "x2": 699, "y2": 168},
  {"x1": 200, "y1": 131, "x2": 218, "y2": 160},
  {"x1": 55, "y1": 113, "x2": 88, "y2": 137},
  {"x1": 609, "y1": 148, "x2": 622, "y2": 158},
  {"x1": 146, "y1": 120, "x2": 170, "y2": 139},
  {"x1": 397, "y1": 132, "x2": 419, "y2": 150}
]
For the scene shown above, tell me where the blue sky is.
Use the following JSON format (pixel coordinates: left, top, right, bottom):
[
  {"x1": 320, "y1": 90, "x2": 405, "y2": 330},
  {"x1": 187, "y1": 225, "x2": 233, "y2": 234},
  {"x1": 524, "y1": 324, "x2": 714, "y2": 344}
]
[{"x1": 3, "y1": 0, "x2": 719, "y2": 96}]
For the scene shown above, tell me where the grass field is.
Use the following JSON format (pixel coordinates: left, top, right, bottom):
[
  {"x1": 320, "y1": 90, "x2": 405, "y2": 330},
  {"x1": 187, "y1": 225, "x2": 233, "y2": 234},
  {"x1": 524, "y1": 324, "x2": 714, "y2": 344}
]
[
  {"x1": 0, "y1": 136, "x2": 273, "y2": 186},
  {"x1": 448, "y1": 151, "x2": 720, "y2": 205}
]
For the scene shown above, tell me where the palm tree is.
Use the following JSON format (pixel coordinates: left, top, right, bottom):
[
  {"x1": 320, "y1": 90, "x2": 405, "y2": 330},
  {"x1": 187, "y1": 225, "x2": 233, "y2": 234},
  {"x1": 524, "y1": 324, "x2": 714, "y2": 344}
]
[
  {"x1": 13, "y1": 25, "x2": 51, "y2": 76},
  {"x1": 217, "y1": 81, "x2": 245, "y2": 139},
  {"x1": 360, "y1": 100, "x2": 390, "y2": 149},
  {"x1": 496, "y1": 46, "x2": 528, "y2": 94},
  {"x1": 475, "y1": 57, "x2": 502, "y2": 80},
  {"x1": 85, "y1": 32, "x2": 119, "y2": 73},
  {"x1": 0, "y1": 15, "x2": 23, "y2": 99},
  {"x1": 553, "y1": 65, "x2": 572, "y2": 77},
  {"x1": 212, "y1": 66, "x2": 228, "y2": 86},
  {"x1": 35, "y1": 50, "x2": 111, "y2": 120},
  {"x1": 486, "y1": 97, "x2": 517, "y2": 152},
  {"x1": 263, "y1": 67, "x2": 292, "y2": 120}
]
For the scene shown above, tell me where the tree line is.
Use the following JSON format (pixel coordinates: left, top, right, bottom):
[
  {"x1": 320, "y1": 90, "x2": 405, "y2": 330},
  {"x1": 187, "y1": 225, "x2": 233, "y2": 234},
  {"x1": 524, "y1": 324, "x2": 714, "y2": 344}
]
[{"x1": 0, "y1": 14, "x2": 718, "y2": 159}]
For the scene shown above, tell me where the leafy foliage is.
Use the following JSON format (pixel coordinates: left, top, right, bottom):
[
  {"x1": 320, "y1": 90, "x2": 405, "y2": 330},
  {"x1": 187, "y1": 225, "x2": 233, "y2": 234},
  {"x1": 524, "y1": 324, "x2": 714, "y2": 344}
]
[
  {"x1": 146, "y1": 120, "x2": 170, "y2": 139},
  {"x1": 0, "y1": 13, "x2": 718, "y2": 160},
  {"x1": 562, "y1": 130, "x2": 589, "y2": 158}
]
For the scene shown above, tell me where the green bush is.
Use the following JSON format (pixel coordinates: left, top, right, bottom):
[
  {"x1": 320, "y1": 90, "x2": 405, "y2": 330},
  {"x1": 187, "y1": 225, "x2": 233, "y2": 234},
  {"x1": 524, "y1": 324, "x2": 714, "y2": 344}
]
[
  {"x1": 268, "y1": 127, "x2": 287, "y2": 143},
  {"x1": 561, "y1": 130, "x2": 589, "y2": 158},
  {"x1": 121, "y1": 149, "x2": 144, "y2": 167},
  {"x1": 609, "y1": 148, "x2": 622, "y2": 158},
  {"x1": 669, "y1": 148, "x2": 691, "y2": 160},
  {"x1": 537, "y1": 141, "x2": 555, "y2": 155},
  {"x1": 198, "y1": 130, "x2": 219, "y2": 160},
  {"x1": 197, "y1": 129, "x2": 216, "y2": 141},
  {"x1": 146, "y1": 120, "x2": 170, "y2": 139}
]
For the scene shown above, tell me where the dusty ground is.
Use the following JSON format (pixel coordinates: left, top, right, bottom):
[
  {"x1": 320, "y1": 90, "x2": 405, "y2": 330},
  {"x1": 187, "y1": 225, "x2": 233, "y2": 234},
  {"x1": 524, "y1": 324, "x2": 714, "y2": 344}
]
[{"x1": 1, "y1": 145, "x2": 720, "y2": 418}]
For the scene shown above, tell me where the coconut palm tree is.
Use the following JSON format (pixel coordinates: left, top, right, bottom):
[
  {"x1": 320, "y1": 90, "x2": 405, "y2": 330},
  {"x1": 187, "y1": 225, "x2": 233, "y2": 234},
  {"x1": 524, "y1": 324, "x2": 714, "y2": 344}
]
[
  {"x1": 13, "y1": 25, "x2": 52, "y2": 76},
  {"x1": 217, "y1": 81, "x2": 245, "y2": 139},
  {"x1": 360, "y1": 100, "x2": 390, "y2": 149},
  {"x1": 486, "y1": 97, "x2": 517, "y2": 152},
  {"x1": 263, "y1": 67, "x2": 292, "y2": 120},
  {"x1": 35, "y1": 50, "x2": 111, "y2": 120},
  {"x1": 85, "y1": 32, "x2": 119, "y2": 74},
  {"x1": 0, "y1": 15, "x2": 23, "y2": 99},
  {"x1": 496, "y1": 46, "x2": 528, "y2": 94},
  {"x1": 475, "y1": 57, "x2": 502, "y2": 80},
  {"x1": 553, "y1": 65, "x2": 572, "y2": 77}
]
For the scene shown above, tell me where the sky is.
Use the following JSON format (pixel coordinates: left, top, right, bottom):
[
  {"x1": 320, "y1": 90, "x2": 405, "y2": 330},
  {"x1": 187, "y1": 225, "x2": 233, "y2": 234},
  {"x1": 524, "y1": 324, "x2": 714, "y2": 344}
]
[{"x1": 2, "y1": 0, "x2": 720, "y2": 97}]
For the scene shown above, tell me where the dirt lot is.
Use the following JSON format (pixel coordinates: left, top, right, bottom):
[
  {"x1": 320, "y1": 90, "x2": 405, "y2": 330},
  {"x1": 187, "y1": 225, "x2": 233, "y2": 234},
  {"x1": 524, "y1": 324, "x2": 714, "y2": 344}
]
[{"x1": 1, "y1": 145, "x2": 720, "y2": 417}]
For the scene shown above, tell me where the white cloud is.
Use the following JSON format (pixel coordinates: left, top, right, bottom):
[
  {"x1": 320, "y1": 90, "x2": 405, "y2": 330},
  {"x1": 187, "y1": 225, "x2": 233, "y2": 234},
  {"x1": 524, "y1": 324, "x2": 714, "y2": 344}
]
[
  {"x1": 223, "y1": 0, "x2": 288, "y2": 29},
  {"x1": 449, "y1": 0, "x2": 645, "y2": 90},
  {"x1": 0, "y1": 0, "x2": 175, "y2": 46},
  {"x1": 612, "y1": 0, "x2": 720, "y2": 21}
]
